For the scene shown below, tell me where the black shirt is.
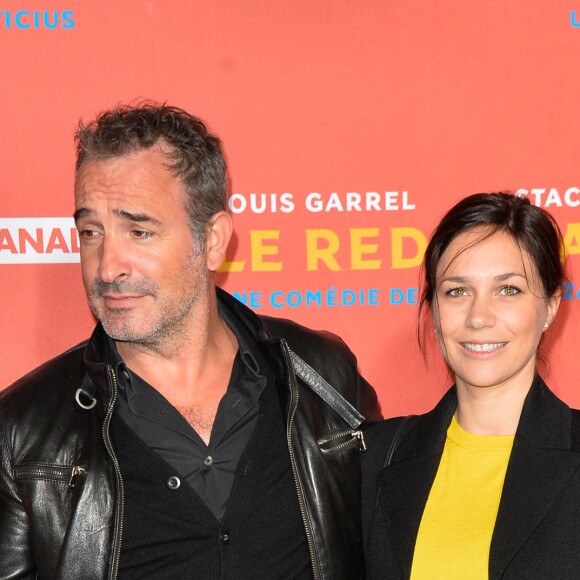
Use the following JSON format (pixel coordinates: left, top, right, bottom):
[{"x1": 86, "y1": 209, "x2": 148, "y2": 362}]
[
  {"x1": 110, "y1": 352, "x2": 313, "y2": 579},
  {"x1": 104, "y1": 307, "x2": 271, "y2": 522}
]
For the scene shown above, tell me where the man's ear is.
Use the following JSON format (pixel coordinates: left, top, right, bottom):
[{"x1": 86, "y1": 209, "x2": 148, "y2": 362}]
[{"x1": 206, "y1": 211, "x2": 233, "y2": 272}]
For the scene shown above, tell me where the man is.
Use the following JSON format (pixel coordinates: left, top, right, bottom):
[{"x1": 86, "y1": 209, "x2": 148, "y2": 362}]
[{"x1": 0, "y1": 103, "x2": 381, "y2": 579}]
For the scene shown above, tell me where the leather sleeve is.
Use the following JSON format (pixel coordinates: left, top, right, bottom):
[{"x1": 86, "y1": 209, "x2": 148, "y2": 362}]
[{"x1": 0, "y1": 411, "x2": 36, "y2": 579}]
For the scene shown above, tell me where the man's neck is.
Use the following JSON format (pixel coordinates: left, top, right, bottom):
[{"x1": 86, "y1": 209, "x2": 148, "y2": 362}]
[{"x1": 115, "y1": 299, "x2": 239, "y2": 444}]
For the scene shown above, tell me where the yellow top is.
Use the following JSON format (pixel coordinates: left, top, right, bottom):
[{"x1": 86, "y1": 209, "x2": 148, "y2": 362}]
[{"x1": 410, "y1": 416, "x2": 514, "y2": 580}]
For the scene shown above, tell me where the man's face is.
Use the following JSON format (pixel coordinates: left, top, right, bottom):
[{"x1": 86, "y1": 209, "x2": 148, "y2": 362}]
[{"x1": 74, "y1": 146, "x2": 209, "y2": 348}]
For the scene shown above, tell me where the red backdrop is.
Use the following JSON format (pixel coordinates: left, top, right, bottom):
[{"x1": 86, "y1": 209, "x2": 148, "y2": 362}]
[{"x1": 2, "y1": 0, "x2": 580, "y2": 417}]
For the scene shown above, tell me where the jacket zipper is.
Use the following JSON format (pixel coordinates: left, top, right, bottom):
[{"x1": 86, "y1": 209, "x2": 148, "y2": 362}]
[
  {"x1": 14, "y1": 465, "x2": 86, "y2": 487},
  {"x1": 283, "y1": 341, "x2": 320, "y2": 580},
  {"x1": 102, "y1": 367, "x2": 125, "y2": 580},
  {"x1": 317, "y1": 429, "x2": 366, "y2": 453}
]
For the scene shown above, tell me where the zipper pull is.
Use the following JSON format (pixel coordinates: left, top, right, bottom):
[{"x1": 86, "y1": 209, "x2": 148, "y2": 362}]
[
  {"x1": 69, "y1": 465, "x2": 86, "y2": 488},
  {"x1": 352, "y1": 430, "x2": 366, "y2": 452}
]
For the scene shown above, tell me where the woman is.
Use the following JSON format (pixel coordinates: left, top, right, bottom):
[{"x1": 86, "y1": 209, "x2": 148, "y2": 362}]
[{"x1": 363, "y1": 192, "x2": 580, "y2": 579}]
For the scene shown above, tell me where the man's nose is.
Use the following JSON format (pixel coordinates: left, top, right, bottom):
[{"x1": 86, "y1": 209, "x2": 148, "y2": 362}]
[{"x1": 98, "y1": 235, "x2": 131, "y2": 283}]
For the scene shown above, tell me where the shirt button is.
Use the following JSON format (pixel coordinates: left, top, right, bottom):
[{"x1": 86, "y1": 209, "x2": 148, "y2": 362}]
[
  {"x1": 167, "y1": 476, "x2": 181, "y2": 490},
  {"x1": 219, "y1": 528, "x2": 230, "y2": 544},
  {"x1": 203, "y1": 456, "x2": 213, "y2": 466}
]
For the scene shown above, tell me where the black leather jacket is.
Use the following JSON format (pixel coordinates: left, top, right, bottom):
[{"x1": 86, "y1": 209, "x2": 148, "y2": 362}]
[{"x1": 0, "y1": 289, "x2": 381, "y2": 580}]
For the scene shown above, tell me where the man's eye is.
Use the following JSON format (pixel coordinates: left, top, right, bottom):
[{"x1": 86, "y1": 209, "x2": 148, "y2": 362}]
[
  {"x1": 131, "y1": 230, "x2": 153, "y2": 240},
  {"x1": 79, "y1": 229, "x2": 98, "y2": 238}
]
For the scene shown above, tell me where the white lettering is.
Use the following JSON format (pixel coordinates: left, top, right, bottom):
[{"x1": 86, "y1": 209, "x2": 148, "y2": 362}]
[
  {"x1": 516, "y1": 187, "x2": 580, "y2": 208},
  {"x1": 565, "y1": 188, "x2": 580, "y2": 207},
  {"x1": 304, "y1": 191, "x2": 416, "y2": 212},
  {"x1": 545, "y1": 187, "x2": 563, "y2": 207},
  {"x1": 228, "y1": 192, "x2": 295, "y2": 214},
  {"x1": 0, "y1": 218, "x2": 79, "y2": 264}
]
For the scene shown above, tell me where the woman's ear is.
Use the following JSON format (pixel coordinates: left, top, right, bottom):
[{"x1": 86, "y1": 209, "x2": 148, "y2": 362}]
[
  {"x1": 205, "y1": 211, "x2": 233, "y2": 272},
  {"x1": 544, "y1": 288, "x2": 562, "y2": 331}
]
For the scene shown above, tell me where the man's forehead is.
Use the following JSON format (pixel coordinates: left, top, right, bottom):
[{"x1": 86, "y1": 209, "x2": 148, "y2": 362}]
[
  {"x1": 75, "y1": 151, "x2": 183, "y2": 196},
  {"x1": 73, "y1": 206, "x2": 163, "y2": 225}
]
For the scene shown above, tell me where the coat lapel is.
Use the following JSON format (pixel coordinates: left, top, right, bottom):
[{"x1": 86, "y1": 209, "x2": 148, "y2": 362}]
[
  {"x1": 490, "y1": 376, "x2": 580, "y2": 577},
  {"x1": 375, "y1": 389, "x2": 456, "y2": 577}
]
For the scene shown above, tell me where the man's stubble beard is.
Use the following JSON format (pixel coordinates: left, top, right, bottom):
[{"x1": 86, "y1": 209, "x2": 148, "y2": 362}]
[{"x1": 86, "y1": 256, "x2": 210, "y2": 350}]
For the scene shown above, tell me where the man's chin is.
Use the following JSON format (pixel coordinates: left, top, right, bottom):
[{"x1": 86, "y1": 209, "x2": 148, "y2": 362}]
[{"x1": 100, "y1": 322, "x2": 151, "y2": 344}]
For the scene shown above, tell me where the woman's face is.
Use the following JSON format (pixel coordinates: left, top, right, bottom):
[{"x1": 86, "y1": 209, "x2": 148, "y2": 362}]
[{"x1": 432, "y1": 228, "x2": 560, "y2": 396}]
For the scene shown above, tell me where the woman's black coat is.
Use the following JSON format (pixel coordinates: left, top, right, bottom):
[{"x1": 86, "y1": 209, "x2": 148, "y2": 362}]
[{"x1": 362, "y1": 376, "x2": 580, "y2": 579}]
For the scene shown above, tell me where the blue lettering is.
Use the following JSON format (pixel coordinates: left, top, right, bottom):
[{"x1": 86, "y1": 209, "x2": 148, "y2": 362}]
[
  {"x1": 389, "y1": 287, "x2": 417, "y2": 305},
  {"x1": 287, "y1": 291, "x2": 302, "y2": 308},
  {"x1": 390, "y1": 289, "x2": 404, "y2": 305},
  {"x1": 305, "y1": 290, "x2": 322, "y2": 306},
  {"x1": 270, "y1": 291, "x2": 284, "y2": 309},
  {"x1": 368, "y1": 289, "x2": 380, "y2": 305},
  {"x1": 0, "y1": 10, "x2": 76, "y2": 30},
  {"x1": 1, "y1": 10, "x2": 11, "y2": 28},
  {"x1": 267, "y1": 287, "x2": 383, "y2": 309},
  {"x1": 43, "y1": 11, "x2": 58, "y2": 29},
  {"x1": 61, "y1": 10, "x2": 75, "y2": 29},
  {"x1": 248, "y1": 291, "x2": 262, "y2": 308},
  {"x1": 342, "y1": 290, "x2": 356, "y2": 306},
  {"x1": 232, "y1": 291, "x2": 248, "y2": 305},
  {"x1": 15, "y1": 10, "x2": 30, "y2": 29},
  {"x1": 572, "y1": 10, "x2": 580, "y2": 27},
  {"x1": 326, "y1": 286, "x2": 338, "y2": 307}
]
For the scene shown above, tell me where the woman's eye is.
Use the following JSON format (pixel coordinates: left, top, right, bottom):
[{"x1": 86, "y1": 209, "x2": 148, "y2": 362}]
[
  {"x1": 500, "y1": 285, "x2": 521, "y2": 296},
  {"x1": 447, "y1": 287, "x2": 466, "y2": 297}
]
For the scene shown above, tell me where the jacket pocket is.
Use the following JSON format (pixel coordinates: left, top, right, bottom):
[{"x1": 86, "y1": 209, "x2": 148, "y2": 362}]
[
  {"x1": 317, "y1": 428, "x2": 366, "y2": 455},
  {"x1": 14, "y1": 463, "x2": 87, "y2": 488}
]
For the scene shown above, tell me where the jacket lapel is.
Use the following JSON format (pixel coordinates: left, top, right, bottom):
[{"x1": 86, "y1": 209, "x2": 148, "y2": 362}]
[
  {"x1": 490, "y1": 376, "x2": 580, "y2": 577},
  {"x1": 375, "y1": 389, "x2": 456, "y2": 576}
]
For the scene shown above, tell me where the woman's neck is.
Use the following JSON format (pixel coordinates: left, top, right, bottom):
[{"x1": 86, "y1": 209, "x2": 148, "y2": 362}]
[{"x1": 454, "y1": 374, "x2": 534, "y2": 435}]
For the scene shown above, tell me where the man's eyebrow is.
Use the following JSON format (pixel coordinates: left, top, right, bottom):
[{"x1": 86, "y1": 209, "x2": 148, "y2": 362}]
[
  {"x1": 114, "y1": 209, "x2": 162, "y2": 226},
  {"x1": 73, "y1": 207, "x2": 92, "y2": 222},
  {"x1": 72, "y1": 207, "x2": 162, "y2": 227}
]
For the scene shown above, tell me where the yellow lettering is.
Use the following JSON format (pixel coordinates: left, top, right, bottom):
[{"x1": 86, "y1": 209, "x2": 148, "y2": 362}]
[
  {"x1": 306, "y1": 229, "x2": 341, "y2": 271},
  {"x1": 350, "y1": 228, "x2": 381, "y2": 270},
  {"x1": 251, "y1": 230, "x2": 282, "y2": 271},
  {"x1": 219, "y1": 257, "x2": 245, "y2": 272},
  {"x1": 563, "y1": 223, "x2": 580, "y2": 255},
  {"x1": 391, "y1": 227, "x2": 427, "y2": 269}
]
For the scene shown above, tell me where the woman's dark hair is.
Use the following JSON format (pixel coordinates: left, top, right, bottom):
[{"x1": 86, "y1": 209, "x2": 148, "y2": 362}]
[{"x1": 419, "y1": 192, "x2": 565, "y2": 346}]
